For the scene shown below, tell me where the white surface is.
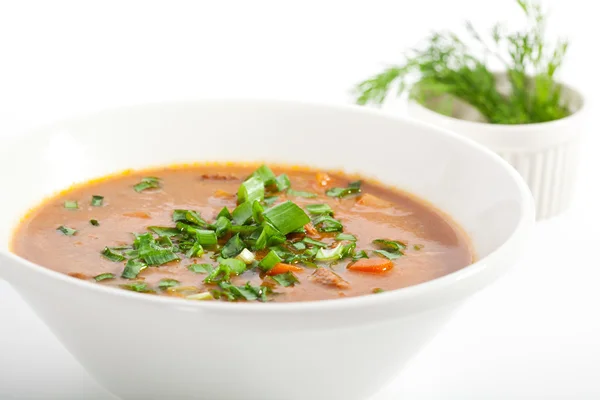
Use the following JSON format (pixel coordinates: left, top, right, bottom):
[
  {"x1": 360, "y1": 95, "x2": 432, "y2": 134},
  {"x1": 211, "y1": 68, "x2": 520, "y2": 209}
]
[
  {"x1": 0, "y1": 100, "x2": 533, "y2": 400},
  {"x1": 0, "y1": 0, "x2": 598, "y2": 399}
]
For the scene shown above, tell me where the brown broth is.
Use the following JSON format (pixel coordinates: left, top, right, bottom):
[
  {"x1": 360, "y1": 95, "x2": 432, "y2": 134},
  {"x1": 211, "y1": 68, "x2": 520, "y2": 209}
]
[{"x1": 10, "y1": 164, "x2": 473, "y2": 302}]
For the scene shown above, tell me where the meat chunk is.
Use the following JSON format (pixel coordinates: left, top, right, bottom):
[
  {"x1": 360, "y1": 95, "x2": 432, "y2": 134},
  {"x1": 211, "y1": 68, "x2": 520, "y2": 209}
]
[{"x1": 309, "y1": 268, "x2": 349, "y2": 289}]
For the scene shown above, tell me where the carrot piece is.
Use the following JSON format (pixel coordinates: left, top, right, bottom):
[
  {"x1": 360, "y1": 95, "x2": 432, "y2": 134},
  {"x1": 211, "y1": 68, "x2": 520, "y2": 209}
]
[
  {"x1": 304, "y1": 223, "x2": 319, "y2": 236},
  {"x1": 347, "y1": 258, "x2": 394, "y2": 273},
  {"x1": 267, "y1": 263, "x2": 305, "y2": 275},
  {"x1": 316, "y1": 172, "x2": 332, "y2": 187},
  {"x1": 123, "y1": 211, "x2": 151, "y2": 219},
  {"x1": 213, "y1": 189, "x2": 233, "y2": 198}
]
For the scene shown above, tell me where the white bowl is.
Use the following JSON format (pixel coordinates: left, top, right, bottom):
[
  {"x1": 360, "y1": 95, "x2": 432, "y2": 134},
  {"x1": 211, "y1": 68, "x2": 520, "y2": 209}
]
[
  {"x1": 406, "y1": 79, "x2": 586, "y2": 220},
  {"x1": 0, "y1": 100, "x2": 534, "y2": 400}
]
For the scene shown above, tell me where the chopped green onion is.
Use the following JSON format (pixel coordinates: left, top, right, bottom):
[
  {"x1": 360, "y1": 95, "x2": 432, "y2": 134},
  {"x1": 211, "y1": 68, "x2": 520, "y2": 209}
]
[
  {"x1": 90, "y1": 219, "x2": 100, "y2": 226},
  {"x1": 232, "y1": 201, "x2": 253, "y2": 225},
  {"x1": 173, "y1": 209, "x2": 189, "y2": 222},
  {"x1": 306, "y1": 203, "x2": 333, "y2": 215},
  {"x1": 336, "y1": 233, "x2": 357, "y2": 241},
  {"x1": 204, "y1": 264, "x2": 231, "y2": 284},
  {"x1": 57, "y1": 225, "x2": 77, "y2": 236},
  {"x1": 120, "y1": 282, "x2": 152, "y2": 293},
  {"x1": 185, "y1": 211, "x2": 209, "y2": 227},
  {"x1": 213, "y1": 216, "x2": 231, "y2": 237},
  {"x1": 252, "y1": 200, "x2": 265, "y2": 224},
  {"x1": 292, "y1": 242, "x2": 306, "y2": 250},
  {"x1": 94, "y1": 273, "x2": 115, "y2": 282},
  {"x1": 254, "y1": 223, "x2": 286, "y2": 250},
  {"x1": 252, "y1": 165, "x2": 277, "y2": 186},
  {"x1": 64, "y1": 200, "x2": 78, "y2": 210},
  {"x1": 263, "y1": 196, "x2": 279, "y2": 206},
  {"x1": 236, "y1": 248, "x2": 255, "y2": 264},
  {"x1": 238, "y1": 176, "x2": 265, "y2": 204},
  {"x1": 134, "y1": 177, "x2": 161, "y2": 193},
  {"x1": 302, "y1": 237, "x2": 328, "y2": 248},
  {"x1": 221, "y1": 233, "x2": 245, "y2": 258},
  {"x1": 373, "y1": 250, "x2": 402, "y2": 260},
  {"x1": 230, "y1": 225, "x2": 258, "y2": 234},
  {"x1": 217, "y1": 207, "x2": 232, "y2": 220},
  {"x1": 185, "y1": 242, "x2": 204, "y2": 258},
  {"x1": 101, "y1": 247, "x2": 126, "y2": 262},
  {"x1": 326, "y1": 181, "x2": 362, "y2": 198},
  {"x1": 219, "y1": 257, "x2": 247, "y2": 275},
  {"x1": 315, "y1": 244, "x2": 344, "y2": 262},
  {"x1": 186, "y1": 292, "x2": 214, "y2": 301},
  {"x1": 142, "y1": 249, "x2": 179, "y2": 266},
  {"x1": 263, "y1": 201, "x2": 310, "y2": 235},
  {"x1": 193, "y1": 230, "x2": 218, "y2": 246},
  {"x1": 258, "y1": 250, "x2": 282, "y2": 271},
  {"x1": 121, "y1": 259, "x2": 147, "y2": 279},
  {"x1": 271, "y1": 272, "x2": 299, "y2": 287},
  {"x1": 158, "y1": 279, "x2": 180, "y2": 289},
  {"x1": 216, "y1": 282, "x2": 264, "y2": 301},
  {"x1": 188, "y1": 263, "x2": 213, "y2": 274},
  {"x1": 312, "y1": 215, "x2": 344, "y2": 232},
  {"x1": 148, "y1": 226, "x2": 181, "y2": 237},
  {"x1": 341, "y1": 242, "x2": 356, "y2": 258},
  {"x1": 275, "y1": 174, "x2": 291, "y2": 192},
  {"x1": 91, "y1": 195, "x2": 104, "y2": 207},
  {"x1": 287, "y1": 189, "x2": 318, "y2": 198}
]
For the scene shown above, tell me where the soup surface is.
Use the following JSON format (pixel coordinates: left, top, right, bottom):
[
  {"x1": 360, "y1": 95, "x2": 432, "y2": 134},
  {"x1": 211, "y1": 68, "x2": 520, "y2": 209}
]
[{"x1": 11, "y1": 164, "x2": 472, "y2": 303}]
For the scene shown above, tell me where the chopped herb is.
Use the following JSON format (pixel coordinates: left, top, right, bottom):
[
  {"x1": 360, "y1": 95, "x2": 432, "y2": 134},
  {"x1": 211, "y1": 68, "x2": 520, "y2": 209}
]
[
  {"x1": 172, "y1": 209, "x2": 189, "y2": 222},
  {"x1": 263, "y1": 196, "x2": 279, "y2": 206},
  {"x1": 91, "y1": 195, "x2": 104, "y2": 207},
  {"x1": 221, "y1": 233, "x2": 245, "y2": 258},
  {"x1": 213, "y1": 216, "x2": 232, "y2": 238},
  {"x1": 271, "y1": 271, "x2": 299, "y2": 287},
  {"x1": 185, "y1": 210, "x2": 209, "y2": 227},
  {"x1": 217, "y1": 206, "x2": 232, "y2": 220},
  {"x1": 292, "y1": 242, "x2": 306, "y2": 250},
  {"x1": 141, "y1": 249, "x2": 179, "y2": 266},
  {"x1": 188, "y1": 263, "x2": 213, "y2": 274},
  {"x1": 336, "y1": 233, "x2": 357, "y2": 241},
  {"x1": 134, "y1": 176, "x2": 161, "y2": 193},
  {"x1": 275, "y1": 174, "x2": 291, "y2": 192},
  {"x1": 252, "y1": 200, "x2": 265, "y2": 224},
  {"x1": 158, "y1": 278, "x2": 180, "y2": 289},
  {"x1": 312, "y1": 215, "x2": 344, "y2": 232},
  {"x1": 372, "y1": 239, "x2": 406, "y2": 259},
  {"x1": 252, "y1": 164, "x2": 277, "y2": 186},
  {"x1": 373, "y1": 250, "x2": 402, "y2": 260},
  {"x1": 287, "y1": 189, "x2": 318, "y2": 198},
  {"x1": 186, "y1": 292, "x2": 214, "y2": 301},
  {"x1": 315, "y1": 244, "x2": 344, "y2": 262},
  {"x1": 219, "y1": 257, "x2": 247, "y2": 275},
  {"x1": 254, "y1": 223, "x2": 286, "y2": 250},
  {"x1": 121, "y1": 259, "x2": 147, "y2": 279},
  {"x1": 326, "y1": 181, "x2": 362, "y2": 198},
  {"x1": 258, "y1": 250, "x2": 283, "y2": 271},
  {"x1": 352, "y1": 250, "x2": 369, "y2": 261},
  {"x1": 306, "y1": 203, "x2": 334, "y2": 215},
  {"x1": 193, "y1": 230, "x2": 218, "y2": 246},
  {"x1": 302, "y1": 237, "x2": 328, "y2": 248},
  {"x1": 414, "y1": 244, "x2": 424, "y2": 250},
  {"x1": 236, "y1": 248, "x2": 255, "y2": 264},
  {"x1": 64, "y1": 200, "x2": 78, "y2": 210},
  {"x1": 373, "y1": 288, "x2": 385, "y2": 294},
  {"x1": 216, "y1": 282, "x2": 269, "y2": 301},
  {"x1": 148, "y1": 226, "x2": 181, "y2": 237},
  {"x1": 238, "y1": 176, "x2": 265, "y2": 204},
  {"x1": 57, "y1": 225, "x2": 77, "y2": 236},
  {"x1": 90, "y1": 219, "x2": 100, "y2": 226},
  {"x1": 101, "y1": 247, "x2": 126, "y2": 262},
  {"x1": 120, "y1": 282, "x2": 152, "y2": 293},
  {"x1": 94, "y1": 273, "x2": 115, "y2": 282},
  {"x1": 232, "y1": 201, "x2": 253, "y2": 225},
  {"x1": 263, "y1": 201, "x2": 310, "y2": 235},
  {"x1": 185, "y1": 242, "x2": 204, "y2": 258}
]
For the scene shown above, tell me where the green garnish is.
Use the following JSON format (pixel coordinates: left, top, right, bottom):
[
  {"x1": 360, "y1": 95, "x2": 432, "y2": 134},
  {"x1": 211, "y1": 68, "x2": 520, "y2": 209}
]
[
  {"x1": 64, "y1": 200, "x2": 78, "y2": 210},
  {"x1": 258, "y1": 250, "x2": 283, "y2": 271},
  {"x1": 91, "y1": 195, "x2": 104, "y2": 207},
  {"x1": 90, "y1": 219, "x2": 100, "y2": 226},
  {"x1": 275, "y1": 174, "x2": 291, "y2": 192},
  {"x1": 263, "y1": 196, "x2": 279, "y2": 206},
  {"x1": 213, "y1": 216, "x2": 232, "y2": 238},
  {"x1": 148, "y1": 226, "x2": 181, "y2": 237},
  {"x1": 312, "y1": 215, "x2": 344, "y2": 232},
  {"x1": 217, "y1": 207, "x2": 232, "y2": 220},
  {"x1": 326, "y1": 181, "x2": 362, "y2": 198},
  {"x1": 214, "y1": 282, "x2": 271, "y2": 302},
  {"x1": 372, "y1": 239, "x2": 406, "y2": 260},
  {"x1": 158, "y1": 279, "x2": 180, "y2": 289},
  {"x1": 287, "y1": 189, "x2": 318, "y2": 198},
  {"x1": 373, "y1": 288, "x2": 385, "y2": 294},
  {"x1": 353, "y1": 250, "x2": 369, "y2": 261},
  {"x1": 315, "y1": 244, "x2": 344, "y2": 262},
  {"x1": 134, "y1": 177, "x2": 161, "y2": 193},
  {"x1": 414, "y1": 244, "x2": 424, "y2": 250},
  {"x1": 271, "y1": 272, "x2": 299, "y2": 287},
  {"x1": 94, "y1": 273, "x2": 115, "y2": 282},
  {"x1": 232, "y1": 201, "x2": 253, "y2": 225},
  {"x1": 302, "y1": 237, "x2": 328, "y2": 248},
  {"x1": 336, "y1": 233, "x2": 357, "y2": 241},
  {"x1": 263, "y1": 201, "x2": 310, "y2": 235},
  {"x1": 254, "y1": 223, "x2": 286, "y2": 250},
  {"x1": 292, "y1": 242, "x2": 306, "y2": 250},
  {"x1": 188, "y1": 263, "x2": 213, "y2": 274},
  {"x1": 57, "y1": 225, "x2": 77, "y2": 236},
  {"x1": 120, "y1": 282, "x2": 153, "y2": 293},
  {"x1": 354, "y1": 0, "x2": 570, "y2": 124},
  {"x1": 238, "y1": 176, "x2": 265, "y2": 204},
  {"x1": 185, "y1": 210, "x2": 209, "y2": 227},
  {"x1": 101, "y1": 247, "x2": 126, "y2": 262},
  {"x1": 252, "y1": 165, "x2": 277, "y2": 186},
  {"x1": 121, "y1": 259, "x2": 147, "y2": 279},
  {"x1": 306, "y1": 203, "x2": 334, "y2": 215},
  {"x1": 221, "y1": 233, "x2": 245, "y2": 258}
]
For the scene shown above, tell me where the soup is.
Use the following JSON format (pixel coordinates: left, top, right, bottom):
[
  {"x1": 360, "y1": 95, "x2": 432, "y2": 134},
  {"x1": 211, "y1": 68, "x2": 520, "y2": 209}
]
[{"x1": 11, "y1": 164, "x2": 472, "y2": 303}]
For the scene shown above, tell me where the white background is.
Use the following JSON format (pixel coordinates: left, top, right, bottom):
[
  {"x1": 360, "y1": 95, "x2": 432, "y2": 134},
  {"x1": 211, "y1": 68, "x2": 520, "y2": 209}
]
[{"x1": 1, "y1": 0, "x2": 599, "y2": 399}]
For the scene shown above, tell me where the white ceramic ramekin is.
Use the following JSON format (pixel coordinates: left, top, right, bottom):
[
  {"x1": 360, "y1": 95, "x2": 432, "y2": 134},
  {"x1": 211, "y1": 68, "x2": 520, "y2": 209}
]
[
  {"x1": 0, "y1": 100, "x2": 534, "y2": 400},
  {"x1": 406, "y1": 81, "x2": 586, "y2": 220}
]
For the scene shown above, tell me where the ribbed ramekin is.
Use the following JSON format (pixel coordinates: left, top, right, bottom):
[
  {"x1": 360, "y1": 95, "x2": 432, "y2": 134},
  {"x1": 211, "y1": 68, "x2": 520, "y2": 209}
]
[{"x1": 405, "y1": 82, "x2": 586, "y2": 220}]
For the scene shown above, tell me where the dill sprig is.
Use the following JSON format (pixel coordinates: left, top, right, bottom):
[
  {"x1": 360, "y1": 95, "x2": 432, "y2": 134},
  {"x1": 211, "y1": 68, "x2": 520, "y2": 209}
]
[{"x1": 354, "y1": 0, "x2": 571, "y2": 124}]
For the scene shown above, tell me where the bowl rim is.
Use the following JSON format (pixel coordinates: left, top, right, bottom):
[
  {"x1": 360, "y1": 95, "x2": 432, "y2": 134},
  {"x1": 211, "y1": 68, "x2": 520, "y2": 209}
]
[
  {"x1": 407, "y1": 77, "x2": 587, "y2": 131},
  {"x1": 0, "y1": 99, "x2": 536, "y2": 314}
]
